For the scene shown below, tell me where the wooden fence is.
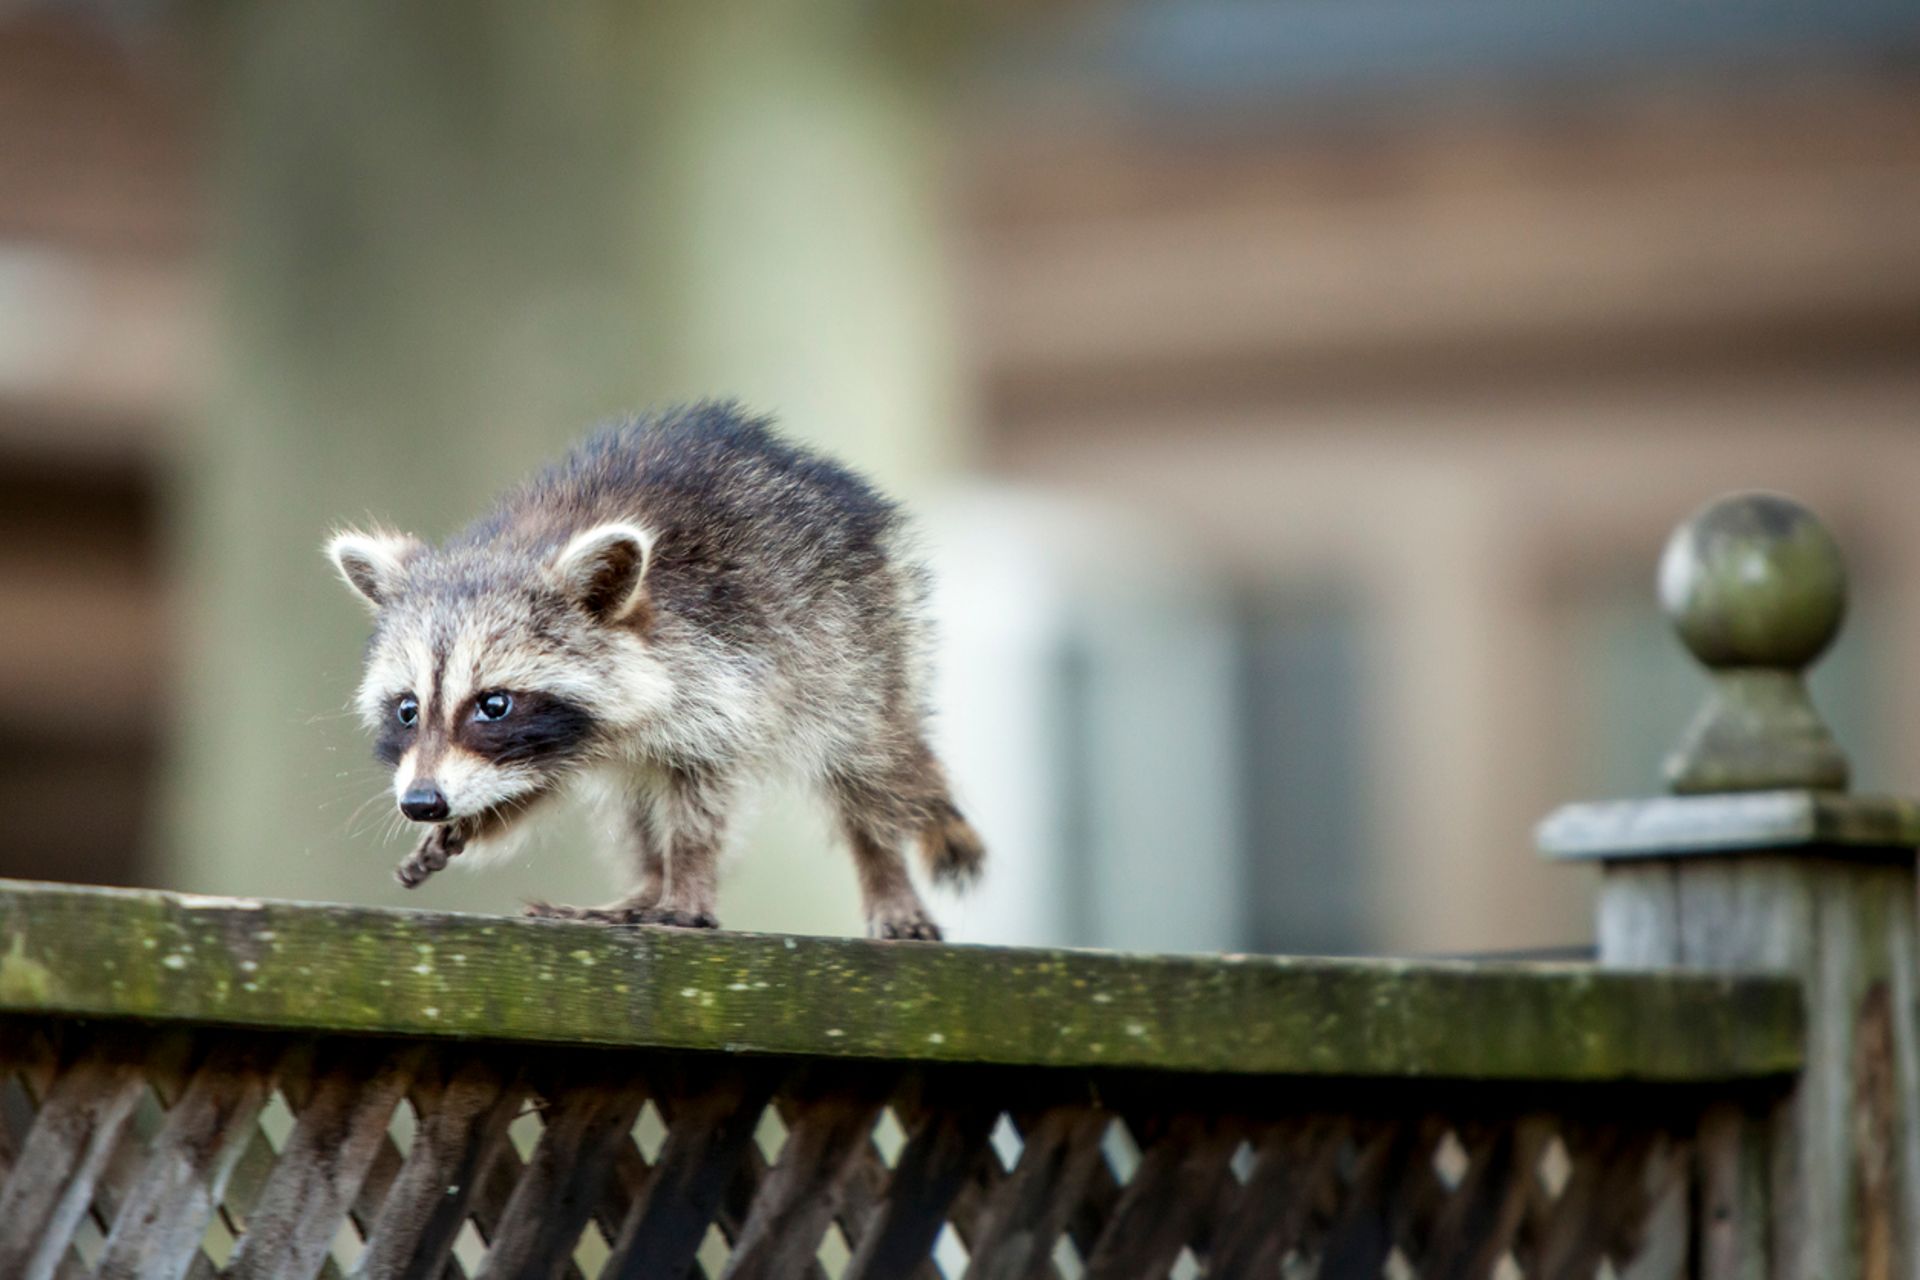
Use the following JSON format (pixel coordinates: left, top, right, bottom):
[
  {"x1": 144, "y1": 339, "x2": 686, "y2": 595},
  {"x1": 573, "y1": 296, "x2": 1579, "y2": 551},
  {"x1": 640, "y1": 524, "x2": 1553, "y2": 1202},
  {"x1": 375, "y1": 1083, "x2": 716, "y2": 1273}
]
[{"x1": 0, "y1": 492, "x2": 1912, "y2": 1279}]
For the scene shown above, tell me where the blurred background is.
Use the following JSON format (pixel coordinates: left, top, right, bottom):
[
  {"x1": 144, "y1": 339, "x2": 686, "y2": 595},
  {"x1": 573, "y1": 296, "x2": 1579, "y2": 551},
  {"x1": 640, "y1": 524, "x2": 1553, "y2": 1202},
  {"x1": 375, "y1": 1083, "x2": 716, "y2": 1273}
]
[{"x1": 2, "y1": 0, "x2": 1918, "y2": 957}]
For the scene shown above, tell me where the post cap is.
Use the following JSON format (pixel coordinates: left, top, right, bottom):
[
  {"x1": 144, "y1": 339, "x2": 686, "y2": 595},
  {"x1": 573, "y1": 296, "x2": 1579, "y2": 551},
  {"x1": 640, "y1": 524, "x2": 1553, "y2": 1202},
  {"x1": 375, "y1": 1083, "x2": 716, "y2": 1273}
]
[
  {"x1": 1658, "y1": 492, "x2": 1846, "y2": 674},
  {"x1": 1539, "y1": 492, "x2": 1914, "y2": 861},
  {"x1": 1658, "y1": 493, "x2": 1851, "y2": 795}
]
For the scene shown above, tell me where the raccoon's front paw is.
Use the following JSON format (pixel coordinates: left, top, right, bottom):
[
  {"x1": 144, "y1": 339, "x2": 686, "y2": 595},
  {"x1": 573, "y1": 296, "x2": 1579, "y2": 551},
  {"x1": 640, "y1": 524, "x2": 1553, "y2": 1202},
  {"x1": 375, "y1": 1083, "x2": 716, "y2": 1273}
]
[
  {"x1": 395, "y1": 823, "x2": 466, "y2": 888},
  {"x1": 869, "y1": 913, "x2": 943, "y2": 942}
]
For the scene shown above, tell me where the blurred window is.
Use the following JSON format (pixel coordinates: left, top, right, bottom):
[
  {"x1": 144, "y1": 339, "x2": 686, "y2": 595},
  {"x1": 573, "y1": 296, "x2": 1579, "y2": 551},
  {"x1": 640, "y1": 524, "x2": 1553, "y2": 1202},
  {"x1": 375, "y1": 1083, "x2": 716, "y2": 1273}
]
[{"x1": 1237, "y1": 591, "x2": 1370, "y2": 956}]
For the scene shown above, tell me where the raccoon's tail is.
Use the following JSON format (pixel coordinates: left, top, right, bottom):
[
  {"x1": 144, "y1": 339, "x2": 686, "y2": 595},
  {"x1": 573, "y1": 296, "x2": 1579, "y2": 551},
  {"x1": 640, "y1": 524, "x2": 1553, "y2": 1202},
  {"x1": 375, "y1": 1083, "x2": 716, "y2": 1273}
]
[{"x1": 917, "y1": 800, "x2": 986, "y2": 889}]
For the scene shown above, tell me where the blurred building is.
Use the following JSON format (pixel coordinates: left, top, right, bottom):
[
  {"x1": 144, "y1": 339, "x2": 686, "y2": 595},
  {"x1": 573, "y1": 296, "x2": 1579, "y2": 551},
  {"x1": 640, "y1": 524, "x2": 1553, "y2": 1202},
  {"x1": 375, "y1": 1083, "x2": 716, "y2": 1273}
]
[
  {"x1": 0, "y1": 1, "x2": 1916, "y2": 955},
  {"x1": 0, "y1": 10, "x2": 200, "y2": 886},
  {"x1": 941, "y1": 1, "x2": 1920, "y2": 955}
]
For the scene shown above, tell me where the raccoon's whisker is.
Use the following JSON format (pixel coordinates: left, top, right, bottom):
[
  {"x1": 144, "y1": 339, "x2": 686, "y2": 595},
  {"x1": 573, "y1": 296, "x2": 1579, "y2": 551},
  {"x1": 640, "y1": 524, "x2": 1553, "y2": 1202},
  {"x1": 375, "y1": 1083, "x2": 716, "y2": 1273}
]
[
  {"x1": 313, "y1": 760, "x2": 386, "y2": 793},
  {"x1": 497, "y1": 790, "x2": 541, "y2": 819},
  {"x1": 319, "y1": 776, "x2": 386, "y2": 813},
  {"x1": 355, "y1": 806, "x2": 393, "y2": 844},
  {"x1": 343, "y1": 791, "x2": 396, "y2": 839}
]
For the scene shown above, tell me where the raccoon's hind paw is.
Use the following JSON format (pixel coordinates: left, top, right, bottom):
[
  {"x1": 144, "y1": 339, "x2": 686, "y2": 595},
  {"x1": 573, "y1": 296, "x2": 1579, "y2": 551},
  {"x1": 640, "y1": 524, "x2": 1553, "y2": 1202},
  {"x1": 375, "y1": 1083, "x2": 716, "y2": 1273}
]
[
  {"x1": 396, "y1": 823, "x2": 466, "y2": 888},
  {"x1": 869, "y1": 913, "x2": 943, "y2": 943},
  {"x1": 633, "y1": 906, "x2": 720, "y2": 930},
  {"x1": 917, "y1": 806, "x2": 985, "y2": 890}
]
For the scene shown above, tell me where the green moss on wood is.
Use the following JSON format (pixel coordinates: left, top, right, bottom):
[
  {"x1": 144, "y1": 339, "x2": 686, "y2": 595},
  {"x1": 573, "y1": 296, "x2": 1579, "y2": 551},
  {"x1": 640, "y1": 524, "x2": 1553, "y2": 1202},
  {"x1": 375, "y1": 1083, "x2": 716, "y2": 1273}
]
[{"x1": 0, "y1": 879, "x2": 1802, "y2": 1082}]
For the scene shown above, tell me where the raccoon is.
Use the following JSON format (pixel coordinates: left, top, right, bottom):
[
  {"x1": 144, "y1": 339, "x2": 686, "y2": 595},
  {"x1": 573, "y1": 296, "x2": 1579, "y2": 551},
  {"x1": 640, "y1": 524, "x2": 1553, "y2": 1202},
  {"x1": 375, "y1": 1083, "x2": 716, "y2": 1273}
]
[{"x1": 326, "y1": 402, "x2": 983, "y2": 940}]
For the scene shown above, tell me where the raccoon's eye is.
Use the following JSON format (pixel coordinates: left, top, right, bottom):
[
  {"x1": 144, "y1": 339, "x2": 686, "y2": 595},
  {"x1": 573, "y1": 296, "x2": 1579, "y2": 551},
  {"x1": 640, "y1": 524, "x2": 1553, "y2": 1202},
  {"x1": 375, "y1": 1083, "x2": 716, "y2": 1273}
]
[
  {"x1": 475, "y1": 692, "x2": 513, "y2": 722},
  {"x1": 395, "y1": 696, "x2": 419, "y2": 727}
]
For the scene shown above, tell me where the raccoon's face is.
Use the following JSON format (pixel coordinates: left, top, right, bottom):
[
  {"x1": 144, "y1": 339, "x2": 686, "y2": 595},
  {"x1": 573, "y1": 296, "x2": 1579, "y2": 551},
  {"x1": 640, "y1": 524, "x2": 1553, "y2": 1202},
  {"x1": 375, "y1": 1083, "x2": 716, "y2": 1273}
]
[{"x1": 326, "y1": 523, "x2": 669, "y2": 823}]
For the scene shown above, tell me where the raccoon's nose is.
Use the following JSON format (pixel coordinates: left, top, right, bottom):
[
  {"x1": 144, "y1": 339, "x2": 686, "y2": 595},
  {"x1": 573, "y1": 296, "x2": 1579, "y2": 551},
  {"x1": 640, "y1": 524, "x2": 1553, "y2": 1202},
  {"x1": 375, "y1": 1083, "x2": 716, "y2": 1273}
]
[{"x1": 399, "y1": 784, "x2": 450, "y2": 822}]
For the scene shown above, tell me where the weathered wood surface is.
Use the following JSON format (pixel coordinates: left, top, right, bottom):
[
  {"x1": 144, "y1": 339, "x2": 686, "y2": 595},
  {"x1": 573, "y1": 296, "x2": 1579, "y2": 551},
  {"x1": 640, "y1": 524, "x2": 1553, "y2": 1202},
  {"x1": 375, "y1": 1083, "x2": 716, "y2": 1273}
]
[
  {"x1": 1205, "y1": 1117, "x2": 1345, "y2": 1273},
  {"x1": 0, "y1": 878, "x2": 1801, "y2": 1082},
  {"x1": 94, "y1": 1038, "x2": 282, "y2": 1280},
  {"x1": 1563, "y1": 492, "x2": 1920, "y2": 1277},
  {"x1": 0, "y1": 1015, "x2": 1747, "y2": 1279},
  {"x1": 601, "y1": 1066, "x2": 773, "y2": 1277},
  {"x1": 0, "y1": 1031, "x2": 150, "y2": 1280},
  {"x1": 1596, "y1": 853, "x2": 1920, "y2": 1280},
  {"x1": 1540, "y1": 790, "x2": 1920, "y2": 861},
  {"x1": 840, "y1": 1082, "x2": 994, "y2": 1280},
  {"x1": 477, "y1": 1065, "x2": 647, "y2": 1280},
  {"x1": 961, "y1": 1104, "x2": 1109, "y2": 1279},
  {"x1": 224, "y1": 1043, "x2": 420, "y2": 1279},
  {"x1": 352, "y1": 1055, "x2": 523, "y2": 1280},
  {"x1": 1079, "y1": 1112, "x2": 1237, "y2": 1279}
]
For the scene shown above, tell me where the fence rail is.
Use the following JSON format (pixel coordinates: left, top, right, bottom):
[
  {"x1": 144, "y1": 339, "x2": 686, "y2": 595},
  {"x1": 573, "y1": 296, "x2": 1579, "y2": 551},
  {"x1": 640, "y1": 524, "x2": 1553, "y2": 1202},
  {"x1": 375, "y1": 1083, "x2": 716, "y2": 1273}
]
[
  {"x1": 0, "y1": 880, "x2": 1796, "y2": 1280},
  {"x1": 0, "y1": 879, "x2": 1801, "y2": 1083}
]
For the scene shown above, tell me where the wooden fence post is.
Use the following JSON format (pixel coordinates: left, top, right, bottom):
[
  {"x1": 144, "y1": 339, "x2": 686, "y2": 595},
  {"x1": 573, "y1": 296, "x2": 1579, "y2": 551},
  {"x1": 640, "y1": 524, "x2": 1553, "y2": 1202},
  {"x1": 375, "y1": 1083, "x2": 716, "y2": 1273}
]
[{"x1": 1540, "y1": 492, "x2": 1920, "y2": 1279}]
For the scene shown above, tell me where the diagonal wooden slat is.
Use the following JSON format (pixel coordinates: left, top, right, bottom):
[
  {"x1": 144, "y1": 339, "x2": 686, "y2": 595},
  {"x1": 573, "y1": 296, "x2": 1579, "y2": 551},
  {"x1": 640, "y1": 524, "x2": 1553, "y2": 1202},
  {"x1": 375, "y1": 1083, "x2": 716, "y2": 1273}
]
[
  {"x1": 939, "y1": 1123, "x2": 1016, "y2": 1268},
  {"x1": 0, "y1": 1023, "x2": 57, "y2": 1184},
  {"x1": 0, "y1": 1033, "x2": 151, "y2": 1280},
  {"x1": 1421, "y1": 1116, "x2": 1555, "y2": 1280},
  {"x1": 455, "y1": 1092, "x2": 585, "y2": 1280},
  {"x1": 342, "y1": 1074, "x2": 427, "y2": 1255},
  {"x1": 16, "y1": 1032, "x2": 194, "y2": 1277},
  {"x1": 1520, "y1": 1126, "x2": 1645, "y2": 1278},
  {"x1": 592, "y1": 1127, "x2": 655, "y2": 1251},
  {"x1": 721, "y1": 1070, "x2": 896, "y2": 1280},
  {"x1": 601, "y1": 1065, "x2": 777, "y2": 1280},
  {"x1": 959, "y1": 1105, "x2": 1109, "y2": 1280},
  {"x1": 90, "y1": 1045, "x2": 216, "y2": 1280},
  {"x1": 1080, "y1": 1113, "x2": 1241, "y2": 1280},
  {"x1": 1205, "y1": 1117, "x2": 1350, "y2": 1276},
  {"x1": 1061, "y1": 1133, "x2": 1126, "y2": 1265},
  {"x1": 820, "y1": 1133, "x2": 897, "y2": 1275},
  {"x1": 814, "y1": 1085, "x2": 920, "y2": 1278},
  {"x1": 1070, "y1": 1112, "x2": 1171, "y2": 1262},
  {"x1": 1507, "y1": 1130, "x2": 1566, "y2": 1271},
  {"x1": 705, "y1": 1090, "x2": 829, "y2": 1280},
  {"x1": 843, "y1": 1086, "x2": 996, "y2": 1280},
  {"x1": 474, "y1": 1067, "x2": 648, "y2": 1280},
  {"x1": 1079, "y1": 1118, "x2": 1139, "y2": 1268},
  {"x1": 93, "y1": 1039, "x2": 284, "y2": 1280},
  {"x1": 1315, "y1": 1115, "x2": 1449, "y2": 1277},
  {"x1": 0, "y1": 1074, "x2": 24, "y2": 1185},
  {"x1": 181, "y1": 1045, "x2": 322, "y2": 1280},
  {"x1": 1398, "y1": 1122, "x2": 1482, "y2": 1266},
  {"x1": 982, "y1": 1108, "x2": 1072, "y2": 1280},
  {"x1": 0, "y1": 1020, "x2": 63, "y2": 1102},
  {"x1": 353, "y1": 1053, "x2": 524, "y2": 1280},
  {"x1": 1612, "y1": 1134, "x2": 1690, "y2": 1280},
  {"x1": 223, "y1": 1043, "x2": 422, "y2": 1279}
]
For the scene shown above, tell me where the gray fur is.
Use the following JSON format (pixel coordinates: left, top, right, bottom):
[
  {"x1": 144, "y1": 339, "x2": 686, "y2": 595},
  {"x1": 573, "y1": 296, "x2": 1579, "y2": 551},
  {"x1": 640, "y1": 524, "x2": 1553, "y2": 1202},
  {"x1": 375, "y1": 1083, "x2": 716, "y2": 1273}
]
[{"x1": 329, "y1": 402, "x2": 983, "y2": 939}]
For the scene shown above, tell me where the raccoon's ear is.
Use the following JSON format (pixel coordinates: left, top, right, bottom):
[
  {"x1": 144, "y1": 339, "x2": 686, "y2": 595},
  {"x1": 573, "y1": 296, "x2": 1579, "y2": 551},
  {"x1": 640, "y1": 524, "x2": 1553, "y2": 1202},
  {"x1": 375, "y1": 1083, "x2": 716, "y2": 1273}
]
[
  {"x1": 551, "y1": 522, "x2": 654, "y2": 623},
  {"x1": 326, "y1": 528, "x2": 422, "y2": 611}
]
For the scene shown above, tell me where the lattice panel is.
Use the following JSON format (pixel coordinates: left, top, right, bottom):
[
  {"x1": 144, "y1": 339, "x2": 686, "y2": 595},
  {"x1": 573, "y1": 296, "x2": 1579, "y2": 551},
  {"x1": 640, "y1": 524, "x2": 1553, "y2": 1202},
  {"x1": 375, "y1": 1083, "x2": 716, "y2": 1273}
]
[{"x1": 0, "y1": 1020, "x2": 1699, "y2": 1279}]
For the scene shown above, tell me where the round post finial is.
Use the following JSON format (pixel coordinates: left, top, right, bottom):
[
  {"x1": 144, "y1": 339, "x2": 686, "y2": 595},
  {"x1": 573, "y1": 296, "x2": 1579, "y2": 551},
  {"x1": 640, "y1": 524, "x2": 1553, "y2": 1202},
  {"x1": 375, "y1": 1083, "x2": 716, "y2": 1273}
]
[{"x1": 1658, "y1": 492, "x2": 1850, "y2": 793}]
